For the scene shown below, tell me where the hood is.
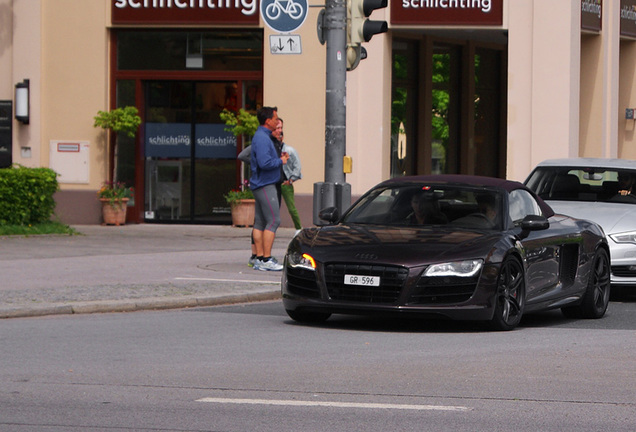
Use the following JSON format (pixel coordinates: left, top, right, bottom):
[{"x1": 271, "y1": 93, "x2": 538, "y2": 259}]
[
  {"x1": 546, "y1": 201, "x2": 636, "y2": 235},
  {"x1": 298, "y1": 224, "x2": 502, "y2": 267}
]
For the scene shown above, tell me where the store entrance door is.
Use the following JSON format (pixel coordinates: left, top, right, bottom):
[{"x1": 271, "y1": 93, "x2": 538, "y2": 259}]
[
  {"x1": 390, "y1": 36, "x2": 507, "y2": 178},
  {"x1": 144, "y1": 81, "x2": 240, "y2": 223}
]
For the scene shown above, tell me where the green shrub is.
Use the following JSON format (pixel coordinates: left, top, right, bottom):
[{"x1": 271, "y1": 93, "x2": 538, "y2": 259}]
[{"x1": 0, "y1": 166, "x2": 59, "y2": 225}]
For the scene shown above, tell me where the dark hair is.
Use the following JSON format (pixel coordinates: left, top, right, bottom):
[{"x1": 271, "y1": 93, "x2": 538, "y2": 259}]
[
  {"x1": 257, "y1": 106, "x2": 278, "y2": 125},
  {"x1": 476, "y1": 193, "x2": 496, "y2": 208}
]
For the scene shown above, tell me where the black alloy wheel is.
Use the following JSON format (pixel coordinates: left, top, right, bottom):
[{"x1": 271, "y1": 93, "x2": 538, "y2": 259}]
[{"x1": 490, "y1": 256, "x2": 525, "y2": 331}]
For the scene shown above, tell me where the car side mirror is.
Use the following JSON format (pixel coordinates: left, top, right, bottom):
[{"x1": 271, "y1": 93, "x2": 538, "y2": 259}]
[
  {"x1": 520, "y1": 214, "x2": 549, "y2": 231},
  {"x1": 318, "y1": 206, "x2": 340, "y2": 224}
]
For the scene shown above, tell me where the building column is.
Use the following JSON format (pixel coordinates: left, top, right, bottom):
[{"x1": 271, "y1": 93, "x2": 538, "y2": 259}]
[{"x1": 506, "y1": 0, "x2": 580, "y2": 181}]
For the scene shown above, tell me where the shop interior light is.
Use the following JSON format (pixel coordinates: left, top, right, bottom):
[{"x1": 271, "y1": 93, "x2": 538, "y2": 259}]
[{"x1": 15, "y1": 79, "x2": 29, "y2": 124}]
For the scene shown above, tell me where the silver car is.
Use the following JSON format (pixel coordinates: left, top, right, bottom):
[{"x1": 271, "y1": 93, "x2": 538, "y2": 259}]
[{"x1": 525, "y1": 158, "x2": 636, "y2": 286}]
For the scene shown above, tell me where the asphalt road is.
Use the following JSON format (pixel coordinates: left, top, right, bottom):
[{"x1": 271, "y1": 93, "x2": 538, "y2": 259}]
[{"x1": 1, "y1": 298, "x2": 635, "y2": 431}]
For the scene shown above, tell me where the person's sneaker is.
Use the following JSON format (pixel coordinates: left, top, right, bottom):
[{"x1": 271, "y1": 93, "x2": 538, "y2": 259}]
[
  {"x1": 256, "y1": 258, "x2": 283, "y2": 271},
  {"x1": 248, "y1": 256, "x2": 257, "y2": 268}
]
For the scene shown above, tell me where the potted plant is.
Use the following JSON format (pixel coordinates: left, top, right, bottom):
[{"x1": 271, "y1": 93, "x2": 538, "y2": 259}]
[
  {"x1": 93, "y1": 106, "x2": 141, "y2": 225},
  {"x1": 220, "y1": 108, "x2": 258, "y2": 140},
  {"x1": 221, "y1": 109, "x2": 259, "y2": 227},
  {"x1": 98, "y1": 181, "x2": 133, "y2": 225},
  {"x1": 223, "y1": 181, "x2": 255, "y2": 227},
  {"x1": 93, "y1": 106, "x2": 142, "y2": 138}
]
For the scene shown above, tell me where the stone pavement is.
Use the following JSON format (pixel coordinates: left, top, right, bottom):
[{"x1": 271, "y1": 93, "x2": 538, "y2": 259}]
[{"x1": 0, "y1": 224, "x2": 296, "y2": 319}]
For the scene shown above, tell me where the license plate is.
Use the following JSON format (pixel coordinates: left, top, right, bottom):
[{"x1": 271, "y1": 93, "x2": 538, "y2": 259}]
[{"x1": 344, "y1": 274, "x2": 380, "y2": 286}]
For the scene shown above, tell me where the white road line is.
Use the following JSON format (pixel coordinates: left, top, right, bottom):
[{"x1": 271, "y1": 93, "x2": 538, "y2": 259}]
[
  {"x1": 175, "y1": 277, "x2": 279, "y2": 284},
  {"x1": 196, "y1": 397, "x2": 471, "y2": 412}
]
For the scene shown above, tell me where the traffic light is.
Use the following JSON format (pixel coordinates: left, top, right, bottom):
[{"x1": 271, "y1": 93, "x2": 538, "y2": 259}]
[
  {"x1": 347, "y1": 0, "x2": 387, "y2": 70},
  {"x1": 348, "y1": 0, "x2": 387, "y2": 44}
]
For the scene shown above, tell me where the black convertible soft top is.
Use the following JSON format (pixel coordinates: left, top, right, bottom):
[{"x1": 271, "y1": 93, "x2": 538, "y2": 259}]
[{"x1": 381, "y1": 174, "x2": 555, "y2": 218}]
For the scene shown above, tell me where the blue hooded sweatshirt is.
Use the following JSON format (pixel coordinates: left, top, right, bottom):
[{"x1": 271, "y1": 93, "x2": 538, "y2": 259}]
[{"x1": 249, "y1": 125, "x2": 282, "y2": 190}]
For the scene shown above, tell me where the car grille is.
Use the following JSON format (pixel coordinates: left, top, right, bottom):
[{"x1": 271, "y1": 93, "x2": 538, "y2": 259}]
[
  {"x1": 611, "y1": 266, "x2": 636, "y2": 278},
  {"x1": 408, "y1": 275, "x2": 478, "y2": 305},
  {"x1": 286, "y1": 267, "x2": 320, "y2": 298},
  {"x1": 324, "y1": 264, "x2": 409, "y2": 304}
]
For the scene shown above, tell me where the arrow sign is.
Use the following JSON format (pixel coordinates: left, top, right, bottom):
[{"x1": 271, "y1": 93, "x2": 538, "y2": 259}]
[{"x1": 269, "y1": 34, "x2": 302, "y2": 54}]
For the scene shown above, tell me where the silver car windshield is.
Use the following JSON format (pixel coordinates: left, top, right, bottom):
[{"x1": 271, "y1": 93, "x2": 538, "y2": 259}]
[
  {"x1": 342, "y1": 184, "x2": 504, "y2": 230},
  {"x1": 526, "y1": 167, "x2": 636, "y2": 204}
]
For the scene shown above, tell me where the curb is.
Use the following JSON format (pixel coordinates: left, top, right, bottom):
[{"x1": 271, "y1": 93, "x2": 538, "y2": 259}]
[{"x1": 0, "y1": 290, "x2": 281, "y2": 319}]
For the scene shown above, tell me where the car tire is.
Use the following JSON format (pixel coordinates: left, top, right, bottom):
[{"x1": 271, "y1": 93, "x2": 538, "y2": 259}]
[
  {"x1": 286, "y1": 309, "x2": 331, "y2": 323},
  {"x1": 490, "y1": 256, "x2": 525, "y2": 331},
  {"x1": 562, "y1": 248, "x2": 611, "y2": 319}
]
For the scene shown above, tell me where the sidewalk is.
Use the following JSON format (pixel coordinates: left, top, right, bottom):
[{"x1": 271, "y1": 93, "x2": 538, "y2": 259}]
[{"x1": 0, "y1": 224, "x2": 296, "y2": 319}]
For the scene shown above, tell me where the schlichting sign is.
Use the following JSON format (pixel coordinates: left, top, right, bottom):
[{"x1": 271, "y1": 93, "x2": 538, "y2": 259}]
[
  {"x1": 391, "y1": 0, "x2": 503, "y2": 26},
  {"x1": 112, "y1": 0, "x2": 259, "y2": 25},
  {"x1": 621, "y1": 0, "x2": 636, "y2": 38}
]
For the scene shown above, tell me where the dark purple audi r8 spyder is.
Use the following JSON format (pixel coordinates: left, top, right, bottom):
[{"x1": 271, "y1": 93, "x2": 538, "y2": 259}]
[{"x1": 282, "y1": 175, "x2": 611, "y2": 330}]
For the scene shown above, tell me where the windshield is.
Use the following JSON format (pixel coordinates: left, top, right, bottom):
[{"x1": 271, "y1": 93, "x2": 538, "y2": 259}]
[
  {"x1": 341, "y1": 183, "x2": 504, "y2": 230},
  {"x1": 526, "y1": 167, "x2": 636, "y2": 204}
]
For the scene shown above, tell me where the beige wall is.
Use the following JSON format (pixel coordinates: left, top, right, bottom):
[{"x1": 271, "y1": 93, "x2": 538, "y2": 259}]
[
  {"x1": 346, "y1": 28, "x2": 392, "y2": 194},
  {"x1": 508, "y1": 0, "x2": 632, "y2": 181},
  {"x1": 41, "y1": 0, "x2": 109, "y2": 189},
  {"x1": 507, "y1": 0, "x2": 581, "y2": 182},
  {"x1": 599, "y1": 0, "x2": 620, "y2": 158},
  {"x1": 0, "y1": 0, "x2": 13, "y2": 99},
  {"x1": 580, "y1": 33, "x2": 604, "y2": 157},
  {"x1": 262, "y1": 8, "x2": 327, "y2": 197},
  {"x1": 9, "y1": 0, "x2": 42, "y2": 166},
  {"x1": 619, "y1": 39, "x2": 636, "y2": 160},
  {"x1": 4, "y1": 0, "x2": 108, "y2": 188}
]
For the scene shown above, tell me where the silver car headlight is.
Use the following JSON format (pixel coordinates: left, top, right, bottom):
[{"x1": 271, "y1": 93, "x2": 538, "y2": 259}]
[
  {"x1": 610, "y1": 231, "x2": 636, "y2": 244},
  {"x1": 424, "y1": 259, "x2": 483, "y2": 277}
]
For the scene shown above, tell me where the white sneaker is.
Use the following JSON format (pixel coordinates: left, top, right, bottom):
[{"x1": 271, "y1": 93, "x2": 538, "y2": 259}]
[{"x1": 256, "y1": 258, "x2": 283, "y2": 271}]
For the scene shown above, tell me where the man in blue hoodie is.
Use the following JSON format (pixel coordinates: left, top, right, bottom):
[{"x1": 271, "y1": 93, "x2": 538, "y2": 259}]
[{"x1": 250, "y1": 106, "x2": 289, "y2": 271}]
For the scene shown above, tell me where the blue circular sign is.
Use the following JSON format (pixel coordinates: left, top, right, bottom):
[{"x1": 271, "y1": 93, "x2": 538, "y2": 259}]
[{"x1": 260, "y1": 0, "x2": 308, "y2": 33}]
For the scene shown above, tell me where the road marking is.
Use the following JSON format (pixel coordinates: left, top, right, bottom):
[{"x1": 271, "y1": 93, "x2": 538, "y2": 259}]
[
  {"x1": 196, "y1": 397, "x2": 471, "y2": 412},
  {"x1": 175, "y1": 277, "x2": 279, "y2": 284}
]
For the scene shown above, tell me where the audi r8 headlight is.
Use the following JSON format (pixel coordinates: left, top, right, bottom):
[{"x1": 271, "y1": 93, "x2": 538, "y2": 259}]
[
  {"x1": 286, "y1": 239, "x2": 316, "y2": 271},
  {"x1": 610, "y1": 231, "x2": 636, "y2": 244},
  {"x1": 423, "y1": 259, "x2": 483, "y2": 277},
  {"x1": 287, "y1": 251, "x2": 316, "y2": 271}
]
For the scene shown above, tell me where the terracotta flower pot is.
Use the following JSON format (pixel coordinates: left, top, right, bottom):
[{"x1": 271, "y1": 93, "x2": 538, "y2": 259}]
[
  {"x1": 230, "y1": 199, "x2": 255, "y2": 227},
  {"x1": 100, "y1": 198, "x2": 129, "y2": 226}
]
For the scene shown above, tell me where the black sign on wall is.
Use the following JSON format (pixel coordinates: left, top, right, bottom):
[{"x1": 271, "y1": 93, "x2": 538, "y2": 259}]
[
  {"x1": 581, "y1": 0, "x2": 602, "y2": 33},
  {"x1": 0, "y1": 101, "x2": 13, "y2": 168},
  {"x1": 621, "y1": 0, "x2": 636, "y2": 38}
]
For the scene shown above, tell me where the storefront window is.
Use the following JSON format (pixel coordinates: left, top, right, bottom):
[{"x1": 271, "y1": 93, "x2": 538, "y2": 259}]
[
  {"x1": 391, "y1": 41, "x2": 417, "y2": 178},
  {"x1": 432, "y1": 44, "x2": 459, "y2": 174},
  {"x1": 392, "y1": 36, "x2": 506, "y2": 178},
  {"x1": 117, "y1": 30, "x2": 263, "y2": 71}
]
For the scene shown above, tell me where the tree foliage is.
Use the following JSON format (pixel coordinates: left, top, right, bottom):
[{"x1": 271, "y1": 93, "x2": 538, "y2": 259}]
[
  {"x1": 94, "y1": 106, "x2": 142, "y2": 138},
  {"x1": 220, "y1": 108, "x2": 259, "y2": 139}
]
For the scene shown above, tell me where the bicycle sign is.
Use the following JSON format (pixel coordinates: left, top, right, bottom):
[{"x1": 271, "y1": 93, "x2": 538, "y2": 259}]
[{"x1": 260, "y1": 0, "x2": 308, "y2": 33}]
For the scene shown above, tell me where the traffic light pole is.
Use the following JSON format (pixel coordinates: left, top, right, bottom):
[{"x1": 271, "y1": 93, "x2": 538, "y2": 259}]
[{"x1": 313, "y1": 0, "x2": 351, "y2": 224}]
